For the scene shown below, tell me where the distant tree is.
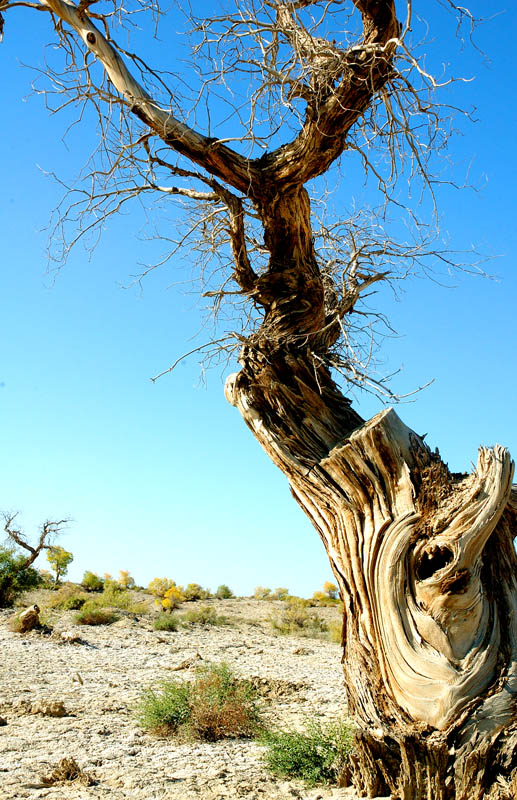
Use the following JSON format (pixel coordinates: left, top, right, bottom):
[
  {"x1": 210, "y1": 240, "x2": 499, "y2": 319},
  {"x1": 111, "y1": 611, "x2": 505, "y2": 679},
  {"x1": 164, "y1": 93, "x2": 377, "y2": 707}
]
[
  {"x1": 161, "y1": 584, "x2": 185, "y2": 611},
  {"x1": 183, "y1": 582, "x2": 211, "y2": 601},
  {"x1": 46, "y1": 546, "x2": 74, "y2": 585},
  {"x1": 82, "y1": 570, "x2": 104, "y2": 592},
  {"x1": 215, "y1": 585, "x2": 234, "y2": 600},
  {"x1": 323, "y1": 581, "x2": 338, "y2": 601},
  {"x1": 148, "y1": 577, "x2": 176, "y2": 599},
  {"x1": 118, "y1": 570, "x2": 135, "y2": 589},
  {"x1": 1, "y1": 513, "x2": 69, "y2": 605},
  {"x1": 270, "y1": 587, "x2": 289, "y2": 600}
]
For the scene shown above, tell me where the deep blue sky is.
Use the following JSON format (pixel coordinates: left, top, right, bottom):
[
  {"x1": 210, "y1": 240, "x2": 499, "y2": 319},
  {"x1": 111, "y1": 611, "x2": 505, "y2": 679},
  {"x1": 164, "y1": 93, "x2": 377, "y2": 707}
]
[{"x1": 0, "y1": 2, "x2": 515, "y2": 595}]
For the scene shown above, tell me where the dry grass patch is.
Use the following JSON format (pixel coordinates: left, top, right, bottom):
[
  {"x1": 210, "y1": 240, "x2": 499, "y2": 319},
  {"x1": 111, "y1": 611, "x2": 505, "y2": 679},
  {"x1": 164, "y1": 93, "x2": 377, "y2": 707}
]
[
  {"x1": 41, "y1": 757, "x2": 96, "y2": 787},
  {"x1": 270, "y1": 601, "x2": 328, "y2": 637},
  {"x1": 136, "y1": 662, "x2": 262, "y2": 741},
  {"x1": 74, "y1": 607, "x2": 119, "y2": 626}
]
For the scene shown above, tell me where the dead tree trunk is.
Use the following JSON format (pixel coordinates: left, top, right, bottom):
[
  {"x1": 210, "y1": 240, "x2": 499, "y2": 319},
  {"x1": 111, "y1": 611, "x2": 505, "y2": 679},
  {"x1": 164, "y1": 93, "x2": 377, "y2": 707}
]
[
  {"x1": 226, "y1": 351, "x2": 517, "y2": 799},
  {"x1": 6, "y1": 0, "x2": 515, "y2": 794}
]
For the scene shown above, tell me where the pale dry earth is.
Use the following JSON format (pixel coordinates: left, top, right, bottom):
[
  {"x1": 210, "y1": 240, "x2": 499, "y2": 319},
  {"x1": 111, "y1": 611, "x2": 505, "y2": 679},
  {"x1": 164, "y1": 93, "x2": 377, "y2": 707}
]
[{"x1": 0, "y1": 597, "x2": 389, "y2": 800}]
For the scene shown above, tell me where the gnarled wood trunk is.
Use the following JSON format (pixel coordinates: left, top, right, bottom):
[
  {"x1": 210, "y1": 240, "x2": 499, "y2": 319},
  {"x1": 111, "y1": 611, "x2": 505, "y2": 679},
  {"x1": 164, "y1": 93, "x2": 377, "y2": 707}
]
[{"x1": 226, "y1": 353, "x2": 517, "y2": 800}]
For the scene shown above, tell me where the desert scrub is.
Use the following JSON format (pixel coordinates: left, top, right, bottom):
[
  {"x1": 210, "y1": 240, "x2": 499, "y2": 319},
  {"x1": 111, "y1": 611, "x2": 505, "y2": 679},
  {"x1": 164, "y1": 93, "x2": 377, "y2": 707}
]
[
  {"x1": 183, "y1": 583, "x2": 211, "y2": 601},
  {"x1": 47, "y1": 584, "x2": 89, "y2": 611},
  {"x1": 270, "y1": 600, "x2": 328, "y2": 637},
  {"x1": 74, "y1": 607, "x2": 119, "y2": 625},
  {"x1": 136, "y1": 663, "x2": 261, "y2": 741},
  {"x1": 0, "y1": 547, "x2": 42, "y2": 607},
  {"x1": 80, "y1": 582, "x2": 148, "y2": 614},
  {"x1": 327, "y1": 619, "x2": 343, "y2": 644},
  {"x1": 215, "y1": 584, "x2": 233, "y2": 599},
  {"x1": 262, "y1": 719, "x2": 354, "y2": 786},
  {"x1": 136, "y1": 680, "x2": 191, "y2": 735},
  {"x1": 81, "y1": 571, "x2": 104, "y2": 592},
  {"x1": 153, "y1": 612, "x2": 179, "y2": 631},
  {"x1": 181, "y1": 606, "x2": 227, "y2": 626}
]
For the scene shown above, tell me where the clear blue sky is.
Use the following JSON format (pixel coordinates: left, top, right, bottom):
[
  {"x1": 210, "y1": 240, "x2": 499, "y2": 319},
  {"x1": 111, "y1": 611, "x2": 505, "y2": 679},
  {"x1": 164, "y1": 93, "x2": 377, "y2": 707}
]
[{"x1": 0, "y1": 2, "x2": 515, "y2": 596}]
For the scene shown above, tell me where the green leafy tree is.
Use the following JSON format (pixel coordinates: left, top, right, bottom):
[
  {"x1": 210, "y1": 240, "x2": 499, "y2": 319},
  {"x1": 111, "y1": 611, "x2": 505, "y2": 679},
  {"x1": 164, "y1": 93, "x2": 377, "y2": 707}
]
[
  {"x1": 81, "y1": 570, "x2": 104, "y2": 592},
  {"x1": 215, "y1": 585, "x2": 234, "y2": 600},
  {"x1": 46, "y1": 546, "x2": 74, "y2": 585}
]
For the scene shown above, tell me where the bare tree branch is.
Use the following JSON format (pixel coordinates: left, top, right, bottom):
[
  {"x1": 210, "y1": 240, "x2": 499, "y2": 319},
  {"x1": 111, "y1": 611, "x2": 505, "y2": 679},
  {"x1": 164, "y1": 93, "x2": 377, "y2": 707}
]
[{"x1": 3, "y1": 513, "x2": 70, "y2": 569}]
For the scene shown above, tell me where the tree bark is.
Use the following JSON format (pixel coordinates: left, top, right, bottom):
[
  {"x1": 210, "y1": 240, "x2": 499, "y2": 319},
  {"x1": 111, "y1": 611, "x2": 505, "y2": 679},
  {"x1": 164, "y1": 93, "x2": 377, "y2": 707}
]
[{"x1": 226, "y1": 355, "x2": 517, "y2": 799}]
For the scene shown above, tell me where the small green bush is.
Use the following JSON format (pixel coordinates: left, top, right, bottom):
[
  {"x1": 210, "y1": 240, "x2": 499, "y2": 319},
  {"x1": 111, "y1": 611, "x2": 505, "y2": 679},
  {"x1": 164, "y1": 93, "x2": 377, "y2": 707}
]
[
  {"x1": 285, "y1": 595, "x2": 311, "y2": 608},
  {"x1": 270, "y1": 587, "x2": 289, "y2": 600},
  {"x1": 183, "y1": 583, "x2": 211, "y2": 601},
  {"x1": 254, "y1": 586, "x2": 271, "y2": 600},
  {"x1": 74, "y1": 607, "x2": 119, "y2": 626},
  {"x1": 47, "y1": 584, "x2": 89, "y2": 610},
  {"x1": 137, "y1": 680, "x2": 191, "y2": 735},
  {"x1": 270, "y1": 600, "x2": 328, "y2": 637},
  {"x1": 215, "y1": 584, "x2": 233, "y2": 599},
  {"x1": 188, "y1": 663, "x2": 261, "y2": 741},
  {"x1": 153, "y1": 612, "x2": 179, "y2": 631},
  {"x1": 327, "y1": 619, "x2": 343, "y2": 644},
  {"x1": 81, "y1": 571, "x2": 104, "y2": 592},
  {"x1": 81, "y1": 583, "x2": 147, "y2": 614},
  {"x1": 262, "y1": 720, "x2": 354, "y2": 786},
  {"x1": 62, "y1": 594, "x2": 87, "y2": 611},
  {"x1": 136, "y1": 663, "x2": 261, "y2": 740},
  {"x1": 0, "y1": 547, "x2": 42, "y2": 608},
  {"x1": 181, "y1": 606, "x2": 227, "y2": 626}
]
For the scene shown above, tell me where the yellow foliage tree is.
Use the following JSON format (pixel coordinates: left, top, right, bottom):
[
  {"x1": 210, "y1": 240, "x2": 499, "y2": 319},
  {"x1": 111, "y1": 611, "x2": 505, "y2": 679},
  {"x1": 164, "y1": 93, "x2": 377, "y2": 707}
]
[
  {"x1": 323, "y1": 581, "x2": 339, "y2": 600},
  {"x1": 119, "y1": 570, "x2": 135, "y2": 589},
  {"x1": 162, "y1": 584, "x2": 185, "y2": 611}
]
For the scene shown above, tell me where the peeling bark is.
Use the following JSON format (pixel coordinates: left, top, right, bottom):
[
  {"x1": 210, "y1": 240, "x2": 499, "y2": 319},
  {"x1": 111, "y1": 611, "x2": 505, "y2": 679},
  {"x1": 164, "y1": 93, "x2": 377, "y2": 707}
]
[{"x1": 227, "y1": 361, "x2": 517, "y2": 799}]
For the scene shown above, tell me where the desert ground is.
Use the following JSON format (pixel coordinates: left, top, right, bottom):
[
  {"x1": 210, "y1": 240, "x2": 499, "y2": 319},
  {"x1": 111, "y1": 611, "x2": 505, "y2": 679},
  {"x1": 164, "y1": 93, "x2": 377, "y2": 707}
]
[{"x1": 0, "y1": 594, "x2": 389, "y2": 800}]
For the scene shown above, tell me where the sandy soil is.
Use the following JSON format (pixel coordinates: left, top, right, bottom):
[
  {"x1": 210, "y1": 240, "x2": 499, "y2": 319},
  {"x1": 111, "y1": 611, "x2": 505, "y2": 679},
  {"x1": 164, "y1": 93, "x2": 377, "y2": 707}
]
[{"x1": 0, "y1": 595, "x2": 389, "y2": 800}]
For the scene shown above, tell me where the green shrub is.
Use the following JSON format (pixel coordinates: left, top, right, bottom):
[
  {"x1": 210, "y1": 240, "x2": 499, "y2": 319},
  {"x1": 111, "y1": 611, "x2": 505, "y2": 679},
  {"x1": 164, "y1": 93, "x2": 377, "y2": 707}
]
[
  {"x1": 82, "y1": 582, "x2": 147, "y2": 614},
  {"x1": 136, "y1": 680, "x2": 191, "y2": 735},
  {"x1": 183, "y1": 583, "x2": 211, "y2": 601},
  {"x1": 262, "y1": 720, "x2": 354, "y2": 786},
  {"x1": 81, "y1": 571, "x2": 104, "y2": 592},
  {"x1": 153, "y1": 612, "x2": 179, "y2": 631},
  {"x1": 270, "y1": 587, "x2": 289, "y2": 600},
  {"x1": 270, "y1": 600, "x2": 328, "y2": 637},
  {"x1": 285, "y1": 595, "x2": 311, "y2": 608},
  {"x1": 62, "y1": 594, "x2": 87, "y2": 610},
  {"x1": 0, "y1": 547, "x2": 42, "y2": 608},
  {"x1": 74, "y1": 607, "x2": 119, "y2": 626},
  {"x1": 327, "y1": 619, "x2": 342, "y2": 644},
  {"x1": 136, "y1": 663, "x2": 261, "y2": 741},
  {"x1": 47, "y1": 583, "x2": 89, "y2": 610},
  {"x1": 254, "y1": 586, "x2": 271, "y2": 600},
  {"x1": 181, "y1": 606, "x2": 227, "y2": 626},
  {"x1": 188, "y1": 663, "x2": 261, "y2": 741},
  {"x1": 215, "y1": 584, "x2": 233, "y2": 599}
]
